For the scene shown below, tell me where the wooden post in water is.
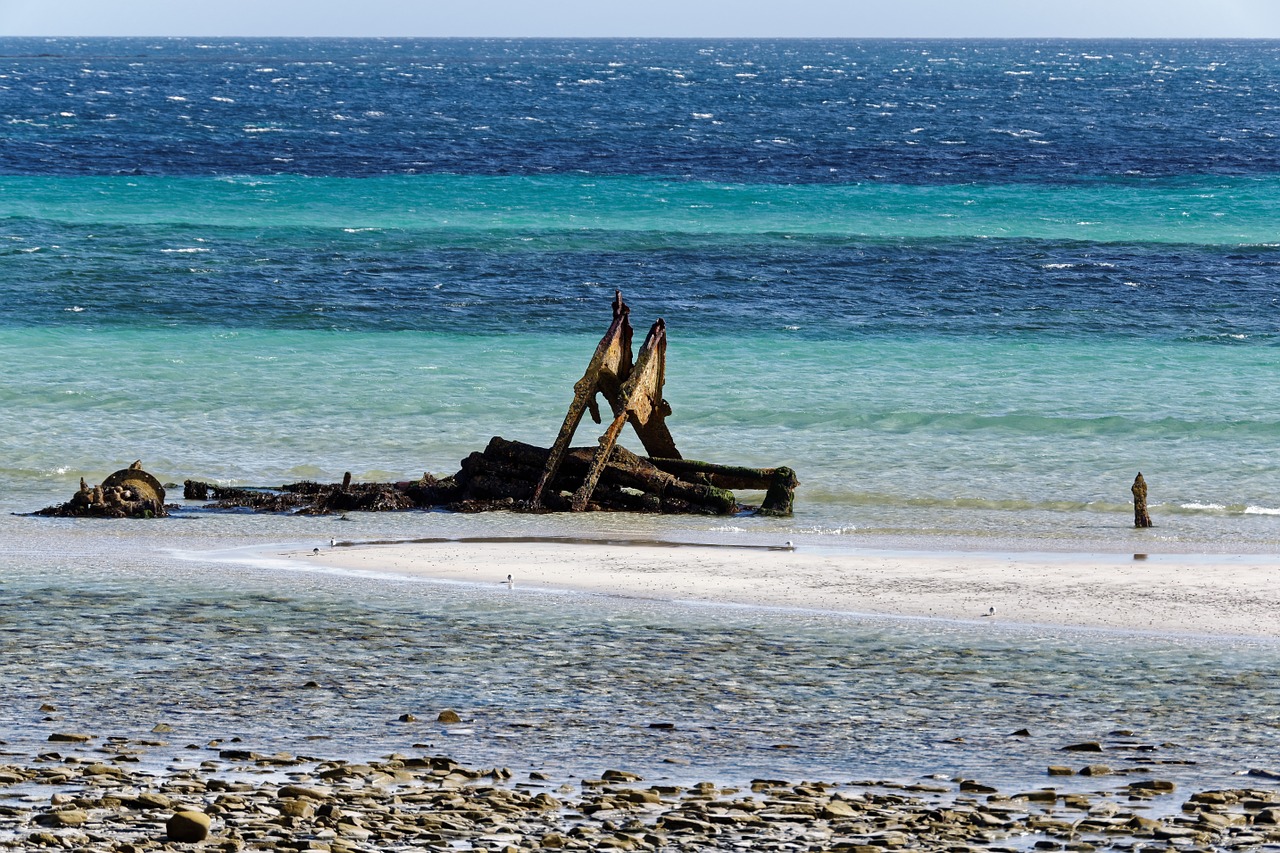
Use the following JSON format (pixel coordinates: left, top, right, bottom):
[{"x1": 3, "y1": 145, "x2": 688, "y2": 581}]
[{"x1": 1131, "y1": 472, "x2": 1152, "y2": 528}]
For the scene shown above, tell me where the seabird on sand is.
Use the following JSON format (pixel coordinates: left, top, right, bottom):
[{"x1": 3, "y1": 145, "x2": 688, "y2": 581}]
[{"x1": 504, "y1": 574, "x2": 514, "y2": 589}]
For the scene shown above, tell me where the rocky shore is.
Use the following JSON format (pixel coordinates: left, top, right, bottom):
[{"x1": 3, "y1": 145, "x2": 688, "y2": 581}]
[{"x1": 3, "y1": 731, "x2": 1280, "y2": 852}]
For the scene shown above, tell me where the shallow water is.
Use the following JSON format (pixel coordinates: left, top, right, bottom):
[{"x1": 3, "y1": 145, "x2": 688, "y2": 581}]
[{"x1": 3, "y1": 512, "x2": 1279, "y2": 798}]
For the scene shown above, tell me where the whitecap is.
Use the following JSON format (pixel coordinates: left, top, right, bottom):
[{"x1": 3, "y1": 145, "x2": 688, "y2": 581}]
[
  {"x1": 1042, "y1": 263, "x2": 1075, "y2": 269},
  {"x1": 211, "y1": 96, "x2": 235, "y2": 103},
  {"x1": 161, "y1": 248, "x2": 211, "y2": 254},
  {"x1": 1180, "y1": 502, "x2": 1225, "y2": 511},
  {"x1": 64, "y1": 306, "x2": 85, "y2": 312},
  {"x1": 1245, "y1": 506, "x2": 1280, "y2": 516},
  {"x1": 167, "y1": 95, "x2": 187, "y2": 102}
]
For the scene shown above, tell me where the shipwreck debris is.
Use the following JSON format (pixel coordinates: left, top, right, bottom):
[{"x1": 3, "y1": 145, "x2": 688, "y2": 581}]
[
  {"x1": 531, "y1": 290, "x2": 796, "y2": 515},
  {"x1": 1132, "y1": 472, "x2": 1152, "y2": 528},
  {"x1": 34, "y1": 461, "x2": 169, "y2": 519},
  {"x1": 30, "y1": 292, "x2": 800, "y2": 519}
]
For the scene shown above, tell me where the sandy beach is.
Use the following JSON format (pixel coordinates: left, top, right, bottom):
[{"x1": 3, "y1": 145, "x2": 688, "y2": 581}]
[{"x1": 287, "y1": 539, "x2": 1280, "y2": 639}]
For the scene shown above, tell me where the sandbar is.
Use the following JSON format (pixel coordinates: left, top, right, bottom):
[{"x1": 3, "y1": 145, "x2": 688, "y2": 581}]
[{"x1": 288, "y1": 538, "x2": 1280, "y2": 639}]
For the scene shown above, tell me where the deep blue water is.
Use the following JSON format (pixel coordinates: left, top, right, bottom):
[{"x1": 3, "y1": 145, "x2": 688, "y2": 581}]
[{"x1": 3, "y1": 38, "x2": 1280, "y2": 181}]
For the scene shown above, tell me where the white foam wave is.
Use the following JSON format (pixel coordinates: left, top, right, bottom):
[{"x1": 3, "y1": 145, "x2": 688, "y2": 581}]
[
  {"x1": 161, "y1": 248, "x2": 211, "y2": 253},
  {"x1": 1244, "y1": 506, "x2": 1280, "y2": 516}
]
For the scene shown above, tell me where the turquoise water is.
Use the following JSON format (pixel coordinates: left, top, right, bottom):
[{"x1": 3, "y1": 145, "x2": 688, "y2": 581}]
[
  {"x1": 4, "y1": 173, "x2": 1280, "y2": 244},
  {"x1": 5, "y1": 326, "x2": 1280, "y2": 550}
]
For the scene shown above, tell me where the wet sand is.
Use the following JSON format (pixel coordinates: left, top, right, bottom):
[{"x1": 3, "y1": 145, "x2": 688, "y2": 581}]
[{"x1": 288, "y1": 539, "x2": 1280, "y2": 639}]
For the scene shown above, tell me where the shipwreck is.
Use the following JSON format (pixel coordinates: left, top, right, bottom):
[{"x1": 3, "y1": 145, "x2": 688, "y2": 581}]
[{"x1": 35, "y1": 292, "x2": 798, "y2": 519}]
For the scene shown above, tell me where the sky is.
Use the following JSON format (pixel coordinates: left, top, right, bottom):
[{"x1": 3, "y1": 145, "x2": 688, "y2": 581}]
[{"x1": 1, "y1": 0, "x2": 1279, "y2": 39}]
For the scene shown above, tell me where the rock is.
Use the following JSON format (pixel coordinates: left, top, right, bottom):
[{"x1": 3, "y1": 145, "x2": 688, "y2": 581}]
[
  {"x1": 602, "y1": 769, "x2": 643, "y2": 782},
  {"x1": 167, "y1": 810, "x2": 212, "y2": 843},
  {"x1": 397, "y1": 713, "x2": 417, "y2": 722},
  {"x1": 1060, "y1": 742, "x2": 1103, "y2": 752},
  {"x1": 437, "y1": 709, "x2": 462, "y2": 723},
  {"x1": 531, "y1": 793, "x2": 561, "y2": 810},
  {"x1": 1129, "y1": 779, "x2": 1176, "y2": 794},
  {"x1": 1047, "y1": 766, "x2": 1075, "y2": 776},
  {"x1": 278, "y1": 785, "x2": 329, "y2": 800},
  {"x1": 822, "y1": 799, "x2": 860, "y2": 819},
  {"x1": 1078, "y1": 765, "x2": 1112, "y2": 776},
  {"x1": 47, "y1": 732, "x2": 92, "y2": 743},
  {"x1": 34, "y1": 809, "x2": 88, "y2": 827},
  {"x1": 130, "y1": 791, "x2": 173, "y2": 809},
  {"x1": 279, "y1": 797, "x2": 315, "y2": 818}
]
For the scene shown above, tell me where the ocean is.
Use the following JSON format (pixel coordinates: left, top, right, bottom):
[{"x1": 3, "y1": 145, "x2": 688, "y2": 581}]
[{"x1": 3, "y1": 38, "x2": 1280, "y2": 797}]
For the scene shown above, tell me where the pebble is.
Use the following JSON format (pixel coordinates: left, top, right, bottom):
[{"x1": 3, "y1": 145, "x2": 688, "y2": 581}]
[{"x1": 0, "y1": 752, "x2": 1277, "y2": 852}]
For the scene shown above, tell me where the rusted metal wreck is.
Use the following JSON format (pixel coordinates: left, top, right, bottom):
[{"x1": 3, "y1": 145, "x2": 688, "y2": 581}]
[{"x1": 34, "y1": 293, "x2": 798, "y2": 518}]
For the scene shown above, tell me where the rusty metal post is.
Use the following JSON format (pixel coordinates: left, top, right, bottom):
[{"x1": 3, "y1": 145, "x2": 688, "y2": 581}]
[
  {"x1": 572, "y1": 319, "x2": 674, "y2": 511},
  {"x1": 1132, "y1": 472, "x2": 1152, "y2": 528},
  {"x1": 532, "y1": 291, "x2": 633, "y2": 508}
]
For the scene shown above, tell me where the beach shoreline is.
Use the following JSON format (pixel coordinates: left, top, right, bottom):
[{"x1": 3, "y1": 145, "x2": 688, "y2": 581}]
[{"x1": 274, "y1": 537, "x2": 1280, "y2": 640}]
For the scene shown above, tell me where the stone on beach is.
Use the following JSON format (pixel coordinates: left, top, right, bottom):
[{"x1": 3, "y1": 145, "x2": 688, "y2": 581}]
[
  {"x1": 166, "y1": 810, "x2": 211, "y2": 842},
  {"x1": 0, "y1": 751, "x2": 1273, "y2": 853}
]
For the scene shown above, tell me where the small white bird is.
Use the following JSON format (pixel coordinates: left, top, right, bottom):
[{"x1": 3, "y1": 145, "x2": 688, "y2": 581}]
[
  {"x1": 330, "y1": 538, "x2": 336, "y2": 547},
  {"x1": 504, "y1": 574, "x2": 514, "y2": 589},
  {"x1": 785, "y1": 540, "x2": 795, "y2": 550},
  {"x1": 982, "y1": 607, "x2": 995, "y2": 617},
  {"x1": 312, "y1": 547, "x2": 319, "y2": 555}
]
